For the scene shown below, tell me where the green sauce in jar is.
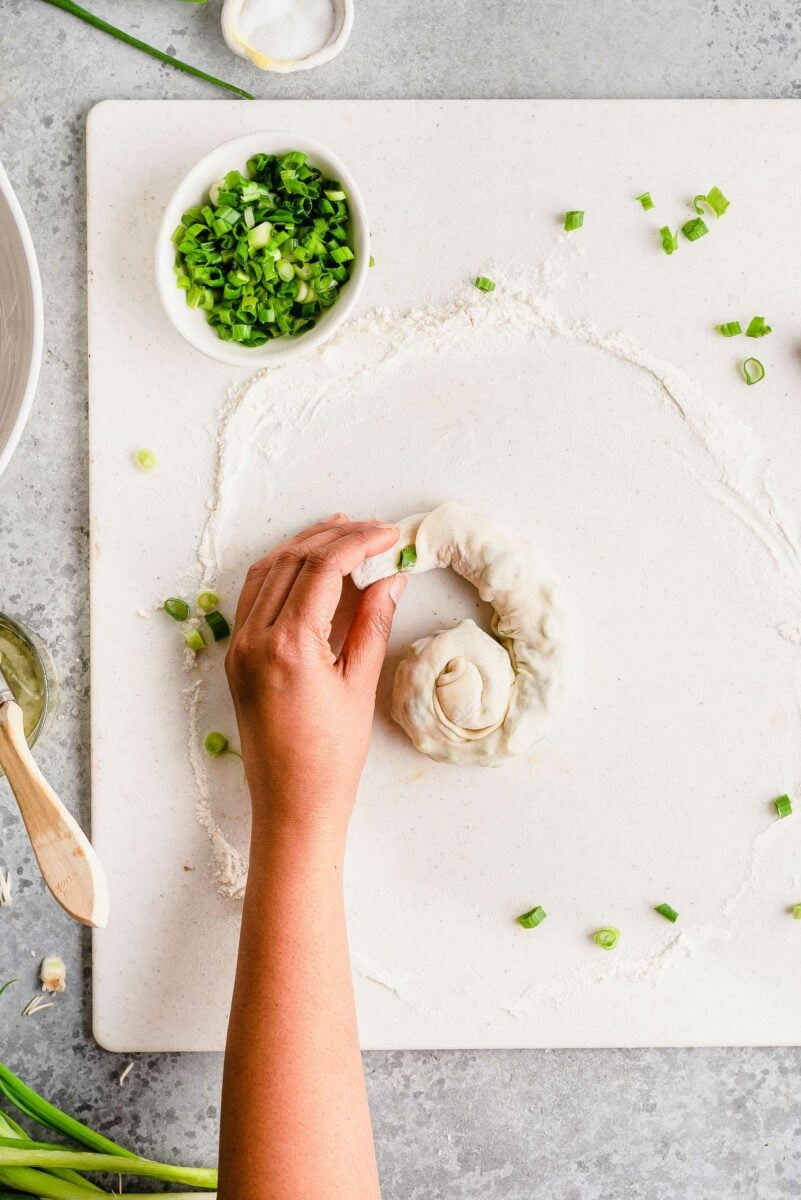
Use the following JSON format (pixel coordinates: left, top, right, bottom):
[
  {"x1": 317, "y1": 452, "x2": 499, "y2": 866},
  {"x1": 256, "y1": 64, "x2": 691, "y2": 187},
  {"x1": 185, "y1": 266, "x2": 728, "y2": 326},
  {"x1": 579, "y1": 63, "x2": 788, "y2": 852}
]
[{"x1": 0, "y1": 614, "x2": 49, "y2": 742}]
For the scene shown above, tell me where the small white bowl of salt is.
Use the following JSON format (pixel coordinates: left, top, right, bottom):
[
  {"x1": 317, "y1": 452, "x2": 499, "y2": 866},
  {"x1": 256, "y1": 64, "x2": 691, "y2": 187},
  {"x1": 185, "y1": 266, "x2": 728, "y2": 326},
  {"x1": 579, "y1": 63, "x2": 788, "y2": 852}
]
[{"x1": 221, "y1": 0, "x2": 354, "y2": 74}]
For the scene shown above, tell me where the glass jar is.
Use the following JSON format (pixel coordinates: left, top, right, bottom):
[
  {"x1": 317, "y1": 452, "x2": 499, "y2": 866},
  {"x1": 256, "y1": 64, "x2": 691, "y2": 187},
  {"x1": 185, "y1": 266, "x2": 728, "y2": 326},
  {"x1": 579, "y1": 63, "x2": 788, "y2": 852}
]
[{"x1": 0, "y1": 613, "x2": 58, "y2": 763}]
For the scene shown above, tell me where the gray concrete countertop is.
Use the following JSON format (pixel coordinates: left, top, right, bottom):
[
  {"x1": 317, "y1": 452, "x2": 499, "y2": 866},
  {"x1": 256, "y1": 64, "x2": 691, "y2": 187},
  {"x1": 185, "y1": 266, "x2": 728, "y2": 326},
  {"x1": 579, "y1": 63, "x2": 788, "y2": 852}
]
[{"x1": 1, "y1": 3, "x2": 799, "y2": 1197}]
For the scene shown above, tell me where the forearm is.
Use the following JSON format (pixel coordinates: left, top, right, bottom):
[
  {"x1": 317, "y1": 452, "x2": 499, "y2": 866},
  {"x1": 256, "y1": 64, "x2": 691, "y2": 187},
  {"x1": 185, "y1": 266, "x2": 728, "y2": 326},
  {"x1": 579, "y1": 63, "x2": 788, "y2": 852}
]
[{"x1": 218, "y1": 801, "x2": 381, "y2": 1200}]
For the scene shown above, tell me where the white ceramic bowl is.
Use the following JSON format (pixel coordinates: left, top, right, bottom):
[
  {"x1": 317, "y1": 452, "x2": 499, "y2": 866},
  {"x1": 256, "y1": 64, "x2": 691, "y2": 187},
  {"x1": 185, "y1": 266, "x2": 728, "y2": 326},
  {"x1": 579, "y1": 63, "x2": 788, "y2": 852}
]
[
  {"x1": 221, "y1": 0, "x2": 354, "y2": 73},
  {"x1": 155, "y1": 131, "x2": 369, "y2": 368},
  {"x1": 0, "y1": 162, "x2": 43, "y2": 480}
]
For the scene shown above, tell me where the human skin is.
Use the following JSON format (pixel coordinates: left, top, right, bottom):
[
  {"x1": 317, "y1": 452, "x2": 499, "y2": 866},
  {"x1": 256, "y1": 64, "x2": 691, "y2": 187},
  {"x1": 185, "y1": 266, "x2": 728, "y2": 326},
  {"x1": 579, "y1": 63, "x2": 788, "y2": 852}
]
[{"x1": 217, "y1": 514, "x2": 407, "y2": 1200}]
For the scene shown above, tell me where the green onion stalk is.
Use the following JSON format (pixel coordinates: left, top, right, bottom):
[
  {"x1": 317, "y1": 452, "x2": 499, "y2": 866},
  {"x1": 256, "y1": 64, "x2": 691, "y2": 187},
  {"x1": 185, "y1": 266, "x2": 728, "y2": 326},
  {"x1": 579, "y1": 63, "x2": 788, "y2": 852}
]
[{"x1": 0, "y1": 1062, "x2": 217, "y2": 1197}]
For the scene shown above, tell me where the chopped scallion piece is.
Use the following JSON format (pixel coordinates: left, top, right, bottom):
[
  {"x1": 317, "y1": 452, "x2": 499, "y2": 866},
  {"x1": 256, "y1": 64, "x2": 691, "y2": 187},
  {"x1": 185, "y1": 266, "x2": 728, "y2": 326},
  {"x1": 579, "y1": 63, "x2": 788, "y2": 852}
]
[
  {"x1": 184, "y1": 628, "x2": 206, "y2": 652},
  {"x1": 517, "y1": 905, "x2": 547, "y2": 929},
  {"x1": 636, "y1": 192, "x2": 654, "y2": 211},
  {"x1": 660, "y1": 226, "x2": 679, "y2": 255},
  {"x1": 197, "y1": 591, "x2": 219, "y2": 612},
  {"x1": 746, "y1": 316, "x2": 772, "y2": 338},
  {"x1": 205, "y1": 610, "x2": 231, "y2": 641},
  {"x1": 164, "y1": 598, "x2": 190, "y2": 622},
  {"x1": 793, "y1": 904, "x2": 801, "y2": 920},
  {"x1": 742, "y1": 357, "x2": 765, "y2": 386},
  {"x1": 694, "y1": 186, "x2": 730, "y2": 217},
  {"x1": 397, "y1": 545, "x2": 418, "y2": 571},
  {"x1": 716, "y1": 321, "x2": 741, "y2": 337},
  {"x1": 204, "y1": 732, "x2": 229, "y2": 758},
  {"x1": 593, "y1": 926, "x2": 620, "y2": 951},
  {"x1": 775, "y1": 793, "x2": 792, "y2": 819},
  {"x1": 654, "y1": 903, "x2": 679, "y2": 923},
  {"x1": 682, "y1": 217, "x2": 708, "y2": 242},
  {"x1": 133, "y1": 448, "x2": 157, "y2": 472},
  {"x1": 369, "y1": 255, "x2": 375, "y2": 268},
  {"x1": 564, "y1": 210, "x2": 584, "y2": 231},
  {"x1": 474, "y1": 276, "x2": 496, "y2": 292}
]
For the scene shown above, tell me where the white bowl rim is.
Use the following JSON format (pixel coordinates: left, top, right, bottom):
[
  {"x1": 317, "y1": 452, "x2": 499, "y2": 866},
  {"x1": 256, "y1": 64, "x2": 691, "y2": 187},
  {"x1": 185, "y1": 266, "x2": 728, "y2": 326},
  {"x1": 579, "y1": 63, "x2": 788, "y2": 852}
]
[
  {"x1": 221, "y1": 0, "x2": 355, "y2": 73},
  {"x1": 0, "y1": 161, "x2": 44, "y2": 481},
  {"x1": 155, "y1": 130, "x2": 370, "y2": 369}
]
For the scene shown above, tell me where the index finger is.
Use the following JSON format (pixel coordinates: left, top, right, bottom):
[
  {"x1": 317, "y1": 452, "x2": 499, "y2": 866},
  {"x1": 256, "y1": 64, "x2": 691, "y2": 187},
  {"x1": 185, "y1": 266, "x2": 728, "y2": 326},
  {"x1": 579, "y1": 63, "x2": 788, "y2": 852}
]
[{"x1": 276, "y1": 524, "x2": 400, "y2": 639}]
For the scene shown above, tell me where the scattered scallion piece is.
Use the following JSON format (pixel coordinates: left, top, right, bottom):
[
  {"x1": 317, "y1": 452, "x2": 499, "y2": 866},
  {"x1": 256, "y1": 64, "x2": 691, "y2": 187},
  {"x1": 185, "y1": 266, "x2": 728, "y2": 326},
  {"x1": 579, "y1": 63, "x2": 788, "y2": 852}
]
[
  {"x1": 593, "y1": 926, "x2": 620, "y2": 951},
  {"x1": 793, "y1": 904, "x2": 801, "y2": 920},
  {"x1": 133, "y1": 448, "x2": 157, "y2": 472},
  {"x1": 474, "y1": 276, "x2": 496, "y2": 292},
  {"x1": 716, "y1": 321, "x2": 741, "y2": 337},
  {"x1": 682, "y1": 217, "x2": 708, "y2": 242},
  {"x1": 38, "y1": 0, "x2": 253, "y2": 98},
  {"x1": 742, "y1": 357, "x2": 765, "y2": 386},
  {"x1": 517, "y1": 905, "x2": 547, "y2": 929},
  {"x1": 775, "y1": 793, "x2": 793, "y2": 819},
  {"x1": 369, "y1": 255, "x2": 375, "y2": 268},
  {"x1": 746, "y1": 315, "x2": 772, "y2": 338},
  {"x1": 197, "y1": 591, "x2": 219, "y2": 612},
  {"x1": 654, "y1": 903, "x2": 679, "y2": 923},
  {"x1": 164, "y1": 598, "x2": 190, "y2": 622},
  {"x1": 660, "y1": 226, "x2": 679, "y2": 255},
  {"x1": 204, "y1": 733, "x2": 229, "y2": 758},
  {"x1": 184, "y1": 628, "x2": 206, "y2": 652},
  {"x1": 204, "y1": 610, "x2": 231, "y2": 641},
  {"x1": 173, "y1": 150, "x2": 356, "y2": 346},
  {"x1": 564, "y1": 210, "x2": 584, "y2": 231},
  {"x1": 636, "y1": 192, "x2": 654, "y2": 211},
  {"x1": 693, "y1": 186, "x2": 730, "y2": 217},
  {"x1": 397, "y1": 545, "x2": 418, "y2": 571}
]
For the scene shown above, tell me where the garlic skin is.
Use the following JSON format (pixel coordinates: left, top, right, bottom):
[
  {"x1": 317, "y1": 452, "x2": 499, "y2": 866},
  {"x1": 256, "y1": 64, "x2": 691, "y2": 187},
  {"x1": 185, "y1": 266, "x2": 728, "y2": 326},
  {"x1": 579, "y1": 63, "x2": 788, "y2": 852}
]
[
  {"x1": 40, "y1": 955, "x2": 67, "y2": 993},
  {"x1": 221, "y1": 0, "x2": 354, "y2": 74}
]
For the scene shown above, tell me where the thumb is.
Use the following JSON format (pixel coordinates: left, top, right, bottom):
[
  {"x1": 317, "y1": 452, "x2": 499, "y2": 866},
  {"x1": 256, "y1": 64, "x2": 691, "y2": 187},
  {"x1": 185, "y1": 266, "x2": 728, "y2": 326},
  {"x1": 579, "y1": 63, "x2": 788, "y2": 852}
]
[{"x1": 340, "y1": 574, "x2": 407, "y2": 685}]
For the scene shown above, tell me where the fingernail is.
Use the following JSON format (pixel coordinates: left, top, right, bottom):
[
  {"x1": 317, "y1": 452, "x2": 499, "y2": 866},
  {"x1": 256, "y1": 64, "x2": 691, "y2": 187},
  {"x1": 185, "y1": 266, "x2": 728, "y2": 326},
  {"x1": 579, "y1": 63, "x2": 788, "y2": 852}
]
[{"x1": 389, "y1": 574, "x2": 408, "y2": 602}]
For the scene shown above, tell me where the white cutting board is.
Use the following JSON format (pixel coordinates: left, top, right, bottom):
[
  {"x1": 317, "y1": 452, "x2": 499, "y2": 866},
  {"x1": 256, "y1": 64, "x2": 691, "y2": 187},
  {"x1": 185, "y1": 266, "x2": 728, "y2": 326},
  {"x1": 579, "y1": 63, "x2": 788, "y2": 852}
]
[{"x1": 88, "y1": 100, "x2": 801, "y2": 1051}]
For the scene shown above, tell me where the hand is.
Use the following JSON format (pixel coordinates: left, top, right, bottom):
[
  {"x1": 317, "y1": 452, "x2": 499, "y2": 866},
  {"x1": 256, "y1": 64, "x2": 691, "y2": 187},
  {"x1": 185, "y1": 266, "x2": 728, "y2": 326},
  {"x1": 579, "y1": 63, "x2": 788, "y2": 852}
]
[{"x1": 226, "y1": 514, "x2": 407, "y2": 836}]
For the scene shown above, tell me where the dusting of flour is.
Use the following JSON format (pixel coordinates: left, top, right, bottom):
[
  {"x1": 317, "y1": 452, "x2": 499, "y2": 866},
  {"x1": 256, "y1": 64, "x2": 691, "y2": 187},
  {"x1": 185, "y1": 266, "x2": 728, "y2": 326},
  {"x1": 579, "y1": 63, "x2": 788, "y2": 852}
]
[{"x1": 181, "y1": 248, "x2": 801, "y2": 1010}]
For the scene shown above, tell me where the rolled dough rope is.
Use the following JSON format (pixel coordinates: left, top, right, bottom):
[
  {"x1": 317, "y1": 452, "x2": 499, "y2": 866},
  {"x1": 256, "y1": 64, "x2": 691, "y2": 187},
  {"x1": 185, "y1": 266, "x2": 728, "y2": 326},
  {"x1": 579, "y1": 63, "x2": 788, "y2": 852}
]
[{"x1": 351, "y1": 502, "x2": 565, "y2": 766}]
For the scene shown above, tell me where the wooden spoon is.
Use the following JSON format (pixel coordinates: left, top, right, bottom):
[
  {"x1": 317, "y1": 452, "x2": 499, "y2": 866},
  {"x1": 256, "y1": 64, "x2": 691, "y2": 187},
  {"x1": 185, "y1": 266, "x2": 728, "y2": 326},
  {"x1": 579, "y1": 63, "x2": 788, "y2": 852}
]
[{"x1": 0, "y1": 667, "x2": 108, "y2": 928}]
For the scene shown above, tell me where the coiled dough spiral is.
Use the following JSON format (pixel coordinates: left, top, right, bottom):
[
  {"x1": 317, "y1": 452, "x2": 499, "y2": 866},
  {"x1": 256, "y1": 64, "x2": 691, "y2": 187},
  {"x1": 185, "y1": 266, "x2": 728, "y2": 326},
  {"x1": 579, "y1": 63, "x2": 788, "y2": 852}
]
[{"x1": 351, "y1": 503, "x2": 565, "y2": 766}]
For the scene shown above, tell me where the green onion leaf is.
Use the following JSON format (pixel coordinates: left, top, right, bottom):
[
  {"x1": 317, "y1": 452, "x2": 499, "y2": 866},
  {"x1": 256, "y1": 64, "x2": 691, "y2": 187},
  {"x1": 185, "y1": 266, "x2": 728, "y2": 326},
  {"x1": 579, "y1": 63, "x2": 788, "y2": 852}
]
[
  {"x1": 38, "y1": 0, "x2": 253, "y2": 98},
  {"x1": 636, "y1": 192, "x2": 654, "y2": 211},
  {"x1": 163, "y1": 598, "x2": 190, "y2": 622},
  {"x1": 474, "y1": 276, "x2": 496, "y2": 292},
  {"x1": 660, "y1": 226, "x2": 679, "y2": 255},
  {"x1": 183, "y1": 628, "x2": 206, "y2": 652},
  {"x1": 716, "y1": 321, "x2": 741, "y2": 337},
  {"x1": 775, "y1": 793, "x2": 792, "y2": 819},
  {"x1": 397, "y1": 545, "x2": 418, "y2": 571},
  {"x1": 564, "y1": 210, "x2": 584, "y2": 231},
  {"x1": 746, "y1": 315, "x2": 772, "y2": 338},
  {"x1": 204, "y1": 610, "x2": 231, "y2": 641},
  {"x1": 197, "y1": 591, "x2": 219, "y2": 612},
  {"x1": 654, "y1": 903, "x2": 679, "y2": 923},
  {"x1": 133, "y1": 448, "x2": 157, "y2": 472},
  {"x1": 0, "y1": 981, "x2": 18, "y2": 999},
  {"x1": 682, "y1": 217, "x2": 708, "y2": 242},
  {"x1": 517, "y1": 905, "x2": 547, "y2": 929},
  {"x1": 593, "y1": 926, "x2": 620, "y2": 950},
  {"x1": 694, "y1": 186, "x2": 730, "y2": 217},
  {"x1": 742, "y1": 357, "x2": 766, "y2": 386}
]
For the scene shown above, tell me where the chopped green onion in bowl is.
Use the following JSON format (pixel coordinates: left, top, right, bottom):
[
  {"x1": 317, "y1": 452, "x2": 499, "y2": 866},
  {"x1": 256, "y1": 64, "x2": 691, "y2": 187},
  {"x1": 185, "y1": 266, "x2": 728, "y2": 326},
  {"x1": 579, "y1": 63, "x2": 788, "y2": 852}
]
[
  {"x1": 693, "y1": 186, "x2": 730, "y2": 218},
  {"x1": 133, "y1": 448, "x2": 157, "y2": 472},
  {"x1": 171, "y1": 150, "x2": 357, "y2": 348},
  {"x1": 716, "y1": 321, "x2": 741, "y2": 337},
  {"x1": 564, "y1": 210, "x2": 584, "y2": 232},
  {"x1": 636, "y1": 192, "x2": 654, "y2": 211},
  {"x1": 775, "y1": 793, "x2": 792, "y2": 819},
  {"x1": 682, "y1": 217, "x2": 708, "y2": 242},
  {"x1": 659, "y1": 227, "x2": 679, "y2": 255}
]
